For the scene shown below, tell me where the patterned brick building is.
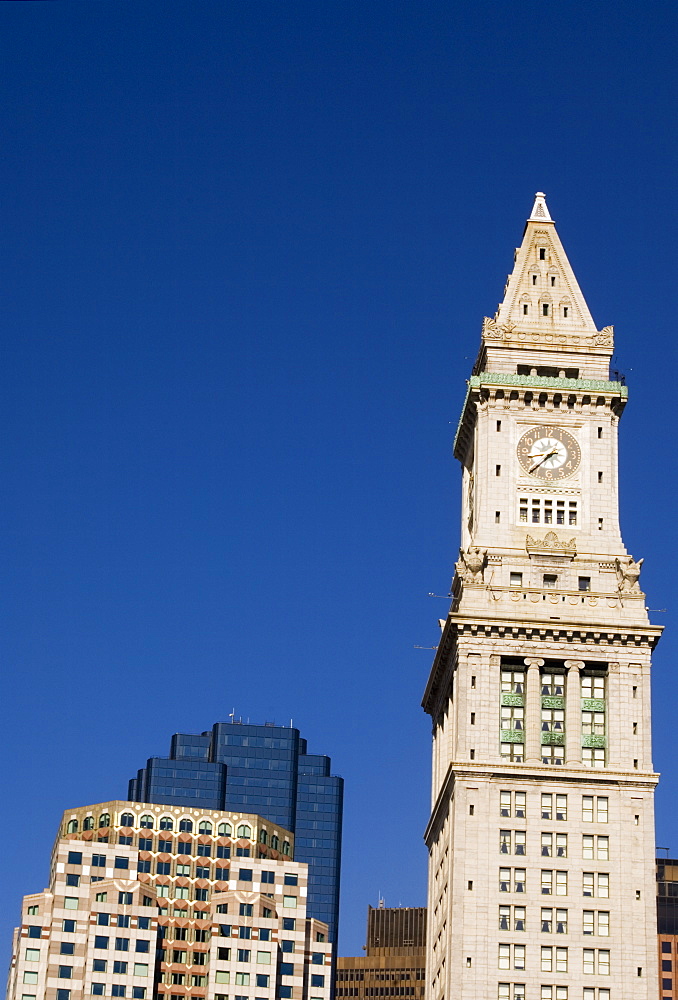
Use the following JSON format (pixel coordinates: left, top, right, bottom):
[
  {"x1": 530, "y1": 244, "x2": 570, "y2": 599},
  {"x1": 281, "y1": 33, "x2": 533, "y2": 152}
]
[{"x1": 6, "y1": 801, "x2": 331, "y2": 1000}]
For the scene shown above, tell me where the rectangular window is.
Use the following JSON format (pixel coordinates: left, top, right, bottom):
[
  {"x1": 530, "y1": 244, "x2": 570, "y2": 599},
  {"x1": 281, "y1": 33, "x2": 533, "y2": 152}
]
[
  {"x1": 91, "y1": 985, "x2": 105, "y2": 996},
  {"x1": 256, "y1": 975, "x2": 270, "y2": 988},
  {"x1": 134, "y1": 964, "x2": 149, "y2": 977},
  {"x1": 113, "y1": 962, "x2": 127, "y2": 975},
  {"x1": 256, "y1": 952, "x2": 271, "y2": 964},
  {"x1": 556, "y1": 795, "x2": 567, "y2": 821},
  {"x1": 214, "y1": 972, "x2": 230, "y2": 984},
  {"x1": 555, "y1": 908, "x2": 567, "y2": 933},
  {"x1": 283, "y1": 896, "x2": 297, "y2": 908},
  {"x1": 64, "y1": 897, "x2": 79, "y2": 910},
  {"x1": 25, "y1": 950, "x2": 40, "y2": 962},
  {"x1": 542, "y1": 870, "x2": 553, "y2": 894},
  {"x1": 67, "y1": 851, "x2": 82, "y2": 865},
  {"x1": 234, "y1": 974, "x2": 250, "y2": 986}
]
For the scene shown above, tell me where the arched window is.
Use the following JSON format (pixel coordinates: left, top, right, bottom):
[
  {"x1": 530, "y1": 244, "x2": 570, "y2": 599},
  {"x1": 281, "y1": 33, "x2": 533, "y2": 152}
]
[
  {"x1": 217, "y1": 822, "x2": 231, "y2": 837},
  {"x1": 282, "y1": 841, "x2": 290, "y2": 856},
  {"x1": 119, "y1": 813, "x2": 134, "y2": 828},
  {"x1": 259, "y1": 829, "x2": 268, "y2": 844},
  {"x1": 198, "y1": 821, "x2": 212, "y2": 835},
  {"x1": 83, "y1": 816, "x2": 94, "y2": 831},
  {"x1": 66, "y1": 819, "x2": 78, "y2": 834},
  {"x1": 179, "y1": 818, "x2": 193, "y2": 833},
  {"x1": 159, "y1": 816, "x2": 174, "y2": 831},
  {"x1": 237, "y1": 824, "x2": 251, "y2": 839},
  {"x1": 140, "y1": 815, "x2": 154, "y2": 829},
  {"x1": 270, "y1": 835, "x2": 279, "y2": 850},
  {"x1": 98, "y1": 813, "x2": 110, "y2": 829}
]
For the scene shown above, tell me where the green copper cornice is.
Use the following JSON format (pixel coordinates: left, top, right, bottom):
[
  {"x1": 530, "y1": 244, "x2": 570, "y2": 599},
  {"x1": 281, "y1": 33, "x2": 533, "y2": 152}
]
[{"x1": 469, "y1": 372, "x2": 628, "y2": 396}]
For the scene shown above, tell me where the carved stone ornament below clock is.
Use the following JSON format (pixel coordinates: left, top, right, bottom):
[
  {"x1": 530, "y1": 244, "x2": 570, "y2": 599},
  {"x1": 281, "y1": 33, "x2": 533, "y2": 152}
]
[{"x1": 526, "y1": 532, "x2": 577, "y2": 558}]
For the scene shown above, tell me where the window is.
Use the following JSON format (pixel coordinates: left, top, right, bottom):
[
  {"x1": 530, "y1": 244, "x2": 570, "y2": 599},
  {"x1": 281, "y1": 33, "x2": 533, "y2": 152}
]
[
  {"x1": 92, "y1": 854, "x2": 106, "y2": 868},
  {"x1": 216, "y1": 845, "x2": 231, "y2": 859},
  {"x1": 94, "y1": 937, "x2": 109, "y2": 950},
  {"x1": 178, "y1": 819, "x2": 193, "y2": 833},
  {"x1": 25, "y1": 950, "x2": 40, "y2": 962},
  {"x1": 136, "y1": 940, "x2": 150, "y2": 953},
  {"x1": 113, "y1": 962, "x2": 128, "y2": 975},
  {"x1": 64, "y1": 897, "x2": 79, "y2": 909},
  {"x1": 498, "y1": 987, "x2": 526, "y2": 1000},
  {"x1": 499, "y1": 868, "x2": 526, "y2": 893},
  {"x1": 114, "y1": 857, "x2": 129, "y2": 870},
  {"x1": 198, "y1": 820, "x2": 212, "y2": 834},
  {"x1": 67, "y1": 851, "x2": 82, "y2": 865},
  {"x1": 197, "y1": 843, "x2": 211, "y2": 857},
  {"x1": 27, "y1": 927, "x2": 41, "y2": 939},
  {"x1": 238, "y1": 869, "x2": 253, "y2": 882},
  {"x1": 93, "y1": 960, "x2": 107, "y2": 973},
  {"x1": 583, "y1": 950, "x2": 610, "y2": 975},
  {"x1": 56, "y1": 992, "x2": 71, "y2": 1000},
  {"x1": 283, "y1": 895, "x2": 297, "y2": 908},
  {"x1": 311, "y1": 976, "x2": 325, "y2": 988},
  {"x1": 58, "y1": 967, "x2": 73, "y2": 979},
  {"x1": 132, "y1": 990, "x2": 146, "y2": 999},
  {"x1": 284, "y1": 873, "x2": 298, "y2": 886},
  {"x1": 119, "y1": 813, "x2": 134, "y2": 827},
  {"x1": 239, "y1": 903, "x2": 253, "y2": 916},
  {"x1": 583, "y1": 747, "x2": 606, "y2": 768},
  {"x1": 159, "y1": 817, "x2": 174, "y2": 831},
  {"x1": 501, "y1": 705, "x2": 525, "y2": 731},
  {"x1": 235, "y1": 973, "x2": 250, "y2": 986},
  {"x1": 543, "y1": 573, "x2": 557, "y2": 588},
  {"x1": 237, "y1": 824, "x2": 252, "y2": 839},
  {"x1": 542, "y1": 673, "x2": 564, "y2": 696},
  {"x1": 62, "y1": 920, "x2": 76, "y2": 933},
  {"x1": 91, "y1": 985, "x2": 105, "y2": 996},
  {"x1": 261, "y1": 870, "x2": 275, "y2": 884},
  {"x1": 60, "y1": 943, "x2": 74, "y2": 956},
  {"x1": 256, "y1": 975, "x2": 270, "y2": 988},
  {"x1": 539, "y1": 248, "x2": 546, "y2": 260},
  {"x1": 498, "y1": 945, "x2": 525, "y2": 970},
  {"x1": 542, "y1": 744, "x2": 565, "y2": 766},
  {"x1": 237, "y1": 949, "x2": 251, "y2": 962},
  {"x1": 260, "y1": 927, "x2": 271, "y2": 939},
  {"x1": 118, "y1": 893, "x2": 133, "y2": 905},
  {"x1": 282, "y1": 918, "x2": 296, "y2": 930},
  {"x1": 499, "y1": 905, "x2": 526, "y2": 931},
  {"x1": 215, "y1": 972, "x2": 231, "y2": 984},
  {"x1": 22, "y1": 974, "x2": 38, "y2": 986},
  {"x1": 134, "y1": 964, "x2": 148, "y2": 977},
  {"x1": 281, "y1": 940, "x2": 295, "y2": 953},
  {"x1": 583, "y1": 873, "x2": 609, "y2": 898},
  {"x1": 579, "y1": 577, "x2": 591, "y2": 592},
  {"x1": 111, "y1": 988, "x2": 126, "y2": 998},
  {"x1": 582, "y1": 796, "x2": 608, "y2": 823},
  {"x1": 256, "y1": 951, "x2": 271, "y2": 964},
  {"x1": 541, "y1": 707, "x2": 564, "y2": 733}
]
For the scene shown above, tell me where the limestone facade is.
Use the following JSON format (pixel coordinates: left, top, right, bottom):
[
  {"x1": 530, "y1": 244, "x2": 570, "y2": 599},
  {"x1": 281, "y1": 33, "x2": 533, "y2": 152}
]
[{"x1": 422, "y1": 195, "x2": 661, "y2": 1000}]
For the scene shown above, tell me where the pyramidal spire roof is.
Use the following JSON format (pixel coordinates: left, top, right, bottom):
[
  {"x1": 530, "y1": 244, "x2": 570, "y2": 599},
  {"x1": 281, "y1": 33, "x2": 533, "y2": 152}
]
[{"x1": 493, "y1": 192, "x2": 596, "y2": 333}]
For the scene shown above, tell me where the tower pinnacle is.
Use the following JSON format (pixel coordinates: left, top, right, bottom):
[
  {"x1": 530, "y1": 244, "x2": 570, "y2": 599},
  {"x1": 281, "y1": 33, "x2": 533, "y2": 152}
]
[{"x1": 528, "y1": 190, "x2": 552, "y2": 222}]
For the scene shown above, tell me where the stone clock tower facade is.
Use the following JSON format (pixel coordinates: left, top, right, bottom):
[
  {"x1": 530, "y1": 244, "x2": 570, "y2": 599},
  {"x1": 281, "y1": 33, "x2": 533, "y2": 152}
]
[{"x1": 422, "y1": 194, "x2": 661, "y2": 1000}]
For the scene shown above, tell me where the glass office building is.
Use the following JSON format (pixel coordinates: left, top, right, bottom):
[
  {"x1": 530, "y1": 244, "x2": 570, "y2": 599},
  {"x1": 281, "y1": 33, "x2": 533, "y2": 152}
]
[{"x1": 128, "y1": 721, "x2": 343, "y2": 944}]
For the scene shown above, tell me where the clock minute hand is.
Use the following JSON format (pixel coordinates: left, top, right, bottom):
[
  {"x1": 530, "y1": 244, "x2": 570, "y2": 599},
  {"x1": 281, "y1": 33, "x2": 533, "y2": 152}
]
[{"x1": 529, "y1": 448, "x2": 557, "y2": 473}]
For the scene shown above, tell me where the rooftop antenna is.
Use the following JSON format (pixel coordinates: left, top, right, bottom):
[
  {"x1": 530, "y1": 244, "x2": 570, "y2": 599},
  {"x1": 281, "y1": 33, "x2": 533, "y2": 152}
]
[{"x1": 228, "y1": 709, "x2": 235, "y2": 723}]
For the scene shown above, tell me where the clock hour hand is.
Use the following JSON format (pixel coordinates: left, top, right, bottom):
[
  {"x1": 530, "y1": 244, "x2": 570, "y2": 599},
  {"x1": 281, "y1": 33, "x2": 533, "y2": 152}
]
[{"x1": 529, "y1": 448, "x2": 558, "y2": 473}]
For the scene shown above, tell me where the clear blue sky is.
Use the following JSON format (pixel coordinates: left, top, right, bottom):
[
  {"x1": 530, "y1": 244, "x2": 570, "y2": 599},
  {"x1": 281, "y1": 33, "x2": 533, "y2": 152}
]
[{"x1": 1, "y1": 0, "x2": 676, "y2": 958}]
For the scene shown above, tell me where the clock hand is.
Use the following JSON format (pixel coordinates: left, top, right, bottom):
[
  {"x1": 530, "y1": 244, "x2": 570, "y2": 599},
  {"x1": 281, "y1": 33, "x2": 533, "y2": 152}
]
[{"x1": 529, "y1": 448, "x2": 558, "y2": 473}]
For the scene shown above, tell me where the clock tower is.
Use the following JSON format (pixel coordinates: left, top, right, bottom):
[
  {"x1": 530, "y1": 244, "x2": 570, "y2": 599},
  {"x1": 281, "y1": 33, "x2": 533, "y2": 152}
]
[{"x1": 423, "y1": 194, "x2": 661, "y2": 1000}]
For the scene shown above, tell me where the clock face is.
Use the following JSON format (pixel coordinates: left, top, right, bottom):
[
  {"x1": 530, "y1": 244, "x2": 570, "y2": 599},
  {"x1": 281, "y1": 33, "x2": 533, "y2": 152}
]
[{"x1": 517, "y1": 425, "x2": 581, "y2": 480}]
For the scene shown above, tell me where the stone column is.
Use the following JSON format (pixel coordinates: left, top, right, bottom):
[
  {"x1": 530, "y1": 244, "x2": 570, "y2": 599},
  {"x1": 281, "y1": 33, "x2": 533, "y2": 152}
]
[
  {"x1": 524, "y1": 658, "x2": 544, "y2": 763},
  {"x1": 565, "y1": 660, "x2": 583, "y2": 766},
  {"x1": 606, "y1": 661, "x2": 620, "y2": 769}
]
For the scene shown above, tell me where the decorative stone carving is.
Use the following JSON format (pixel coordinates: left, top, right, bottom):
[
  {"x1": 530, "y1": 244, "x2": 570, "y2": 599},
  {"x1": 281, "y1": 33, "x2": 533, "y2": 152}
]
[
  {"x1": 479, "y1": 320, "x2": 616, "y2": 354},
  {"x1": 526, "y1": 531, "x2": 577, "y2": 558},
  {"x1": 455, "y1": 546, "x2": 487, "y2": 583},
  {"x1": 615, "y1": 555, "x2": 644, "y2": 594}
]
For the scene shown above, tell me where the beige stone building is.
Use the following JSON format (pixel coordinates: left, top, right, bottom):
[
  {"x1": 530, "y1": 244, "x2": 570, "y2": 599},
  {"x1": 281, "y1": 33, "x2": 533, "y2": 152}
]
[
  {"x1": 6, "y1": 801, "x2": 331, "y2": 1000},
  {"x1": 422, "y1": 194, "x2": 661, "y2": 1000},
  {"x1": 336, "y1": 906, "x2": 425, "y2": 1000}
]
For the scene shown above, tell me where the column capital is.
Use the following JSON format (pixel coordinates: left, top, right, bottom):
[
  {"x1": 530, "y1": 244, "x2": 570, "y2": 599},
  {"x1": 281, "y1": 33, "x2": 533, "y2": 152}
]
[
  {"x1": 524, "y1": 658, "x2": 544, "y2": 668},
  {"x1": 564, "y1": 659, "x2": 584, "y2": 671}
]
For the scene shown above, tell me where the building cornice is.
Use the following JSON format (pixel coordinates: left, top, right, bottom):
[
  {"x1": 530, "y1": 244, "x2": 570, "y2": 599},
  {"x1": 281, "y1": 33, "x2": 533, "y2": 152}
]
[{"x1": 422, "y1": 615, "x2": 662, "y2": 716}]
